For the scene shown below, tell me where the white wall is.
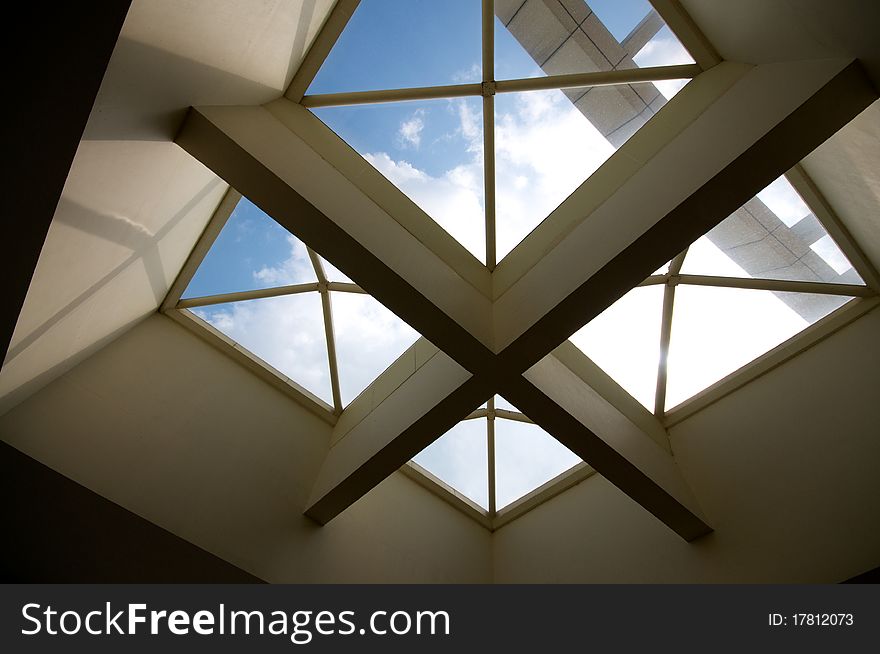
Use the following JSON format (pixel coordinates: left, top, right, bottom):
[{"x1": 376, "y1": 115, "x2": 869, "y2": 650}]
[
  {"x1": 4, "y1": 306, "x2": 879, "y2": 583},
  {"x1": 0, "y1": 313, "x2": 491, "y2": 583},
  {"x1": 493, "y1": 305, "x2": 880, "y2": 583}
]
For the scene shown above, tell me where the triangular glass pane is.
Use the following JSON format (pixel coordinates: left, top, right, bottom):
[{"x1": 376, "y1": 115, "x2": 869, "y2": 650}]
[
  {"x1": 307, "y1": 0, "x2": 481, "y2": 95},
  {"x1": 665, "y1": 286, "x2": 854, "y2": 411},
  {"x1": 331, "y1": 292, "x2": 420, "y2": 406},
  {"x1": 313, "y1": 97, "x2": 486, "y2": 261},
  {"x1": 413, "y1": 419, "x2": 489, "y2": 509},
  {"x1": 183, "y1": 197, "x2": 316, "y2": 299},
  {"x1": 189, "y1": 293, "x2": 332, "y2": 404},
  {"x1": 495, "y1": 417, "x2": 582, "y2": 510},
  {"x1": 494, "y1": 89, "x2": 615, "y2": 260},
  {"x1": 494, "y1": 394, "x2": 519, "y2": 413},
  {"x1": 569, "y1": 284, "x2": 664, "y2": 411},
  {"x1": 681, "y1": 177, "x2": 864, "y2": 285}
]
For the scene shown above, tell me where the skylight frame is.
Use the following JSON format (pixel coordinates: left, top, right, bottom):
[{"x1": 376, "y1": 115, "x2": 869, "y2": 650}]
[{"x1": 162, "y1": 2, "x2": 880, "y2": 532}]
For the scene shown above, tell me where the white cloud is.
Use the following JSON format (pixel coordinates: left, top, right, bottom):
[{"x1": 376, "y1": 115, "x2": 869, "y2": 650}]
[
  {"x1": 494, "y1": 90, "x2": 615, "y2": 259},
  {"x1": 397, "y1": 110, "x2": 425, "y2": 148},
  {"x1": 193, "y1": 292, "x2": 333, "y2": 403},
  {"x1": 360, "y1": 91, "x2": 617, "y2": 262},
  {"x1": 252, "y1": 234, "x2": 315, "y2": 285},
  {"x1": 452, "y1": 62, "x2": 481, "y2": 84},
  {"x1": 194, "y1": 238, "x2": 418, "y2": 408}
]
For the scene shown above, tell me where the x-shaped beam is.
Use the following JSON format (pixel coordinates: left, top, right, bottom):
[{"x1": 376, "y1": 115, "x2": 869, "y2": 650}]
[{"x1": 176, "y1": 57, "x2": 875, "y2": 540}]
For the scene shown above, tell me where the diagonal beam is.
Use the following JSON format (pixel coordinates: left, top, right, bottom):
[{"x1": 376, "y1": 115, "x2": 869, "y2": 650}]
[
  {"x1": 175, "y1": 103, "x2": 495, "y2": 374},
  {"x1": 500, "y1": 353, "x2": 709, "y2": 540},
  {"x1": 494, "y1": 58, "x2": 877, "y2": 364}
]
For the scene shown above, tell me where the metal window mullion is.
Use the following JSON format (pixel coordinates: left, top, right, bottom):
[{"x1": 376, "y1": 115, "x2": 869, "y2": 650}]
[
  {"x1": 655, "y1": 249, "x2": 687, "y2": 416},
  {"x1": 482, "y1": 0, "x2": 497, "y2": 270},
  {"x1": 300, "y1": 64, "x2": 701, "y2": 108},
  {"x1": 487, "y1": 396, "x2": 497, "y2": 518},
  {"x1": 308, "y1": 248, "x2": 343, "y2": 414},
  {"x1": 176, "y1": 282, "x2": 320, "y2": 309}
]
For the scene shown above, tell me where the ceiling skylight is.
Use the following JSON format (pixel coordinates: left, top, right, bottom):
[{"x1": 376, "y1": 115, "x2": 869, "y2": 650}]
[
  {"x1": 569, "y1": 285, "x2": 664, "y2": 411},
  {"x1": 664, "y1": 287, "x2": 851, "y2": 410},
  {"x1": 413, "y1": 418, "x2": 489, "y2": 509},
  {"x1": 192, "y1": 293, "x2": 332, "y2": 404},
  {"x1": 411, "y1": 396, "x2": 583, "y2": 515},
  {"x1": 313, "y1": 98, "x2": 486, "y2": 260},
  {"x1": 178, "y1": 194, "x2": 418, "y2": 414},
  {"x1": 495, "y1": 419, "x2": 581, "y2": 510},
  {"x1": 183, "y1": 197, "x2": 315, "y2": 298},
  {"x1": 304, "y1": 0, "x2": 701, "y2": 268},
  {"x1": 569, "y1": 174, "x2": 865, "y2": 417}
]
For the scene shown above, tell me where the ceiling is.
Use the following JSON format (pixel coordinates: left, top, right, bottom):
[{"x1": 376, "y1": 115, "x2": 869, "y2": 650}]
[
  {"x1": 1, "y1": 0, "x2": 878, "y2": 416},
  {"x1": 0, "y1": 0, "x2": 334, "y2": 414}
]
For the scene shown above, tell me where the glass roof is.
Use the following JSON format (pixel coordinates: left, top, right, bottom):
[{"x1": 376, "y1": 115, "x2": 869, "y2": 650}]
[
  {"x1": 412, "y1": 396, "x2": 583, "y2": 513},
  {"x1": 570, "y1": 176, "x2": 864, "y2": 416},
  {"x1": 307, "y1": 0, "x2": 699, "y2": 267},
  {"x1": 307, "y1": 0, "x2": 481, "y2": 94},
  {"x1": 169, "y1": 2, "x2": 873, "y2": 527},
  {"x1": 193, "y1": 293, "x2": 332, "y2": 403},
  {"x1": 182, "y1": 196, "x2": 417, "y2": 413},
  {"x1": 183, "y1": 197, "x2": 315, "y2": 298},
  {"x1": 314, "y1": 97, "x2": 486, "y2": 261}
]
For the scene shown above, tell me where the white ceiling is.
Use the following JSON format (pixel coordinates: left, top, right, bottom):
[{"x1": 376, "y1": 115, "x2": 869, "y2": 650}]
[{"x1": 0, "y1": 0, "x2": 334, "y2": 414}]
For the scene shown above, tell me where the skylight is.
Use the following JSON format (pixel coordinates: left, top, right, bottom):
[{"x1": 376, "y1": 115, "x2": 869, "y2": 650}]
[
  {"x1": 412, "y1": 397, "x2": 583, "y2": 513},
  {"x1": 305, "y1": 0, "x2": 700, "y2": 267},
  {"x1": 570, "y1": 174, "x2": 866, "y2": 416},
  {"x1": 179, "y1": 194, "x2": 417, "y2": 414},
  {"x1": 165, "y1": 2, "x2": 877, "y2": 532}
]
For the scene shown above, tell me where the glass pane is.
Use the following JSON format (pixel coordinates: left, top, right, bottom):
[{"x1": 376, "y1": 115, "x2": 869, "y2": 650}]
[
  {"x1": 331, "y1": 292, "x2": 419, "y2": 406},
  {"x1": 494, "y1": 89, "x2": 615, "y2": 260},
  {"x1": 495, "y1": 418, "x2": 582, "y2": 510},
  {"x1": 308, "y1": 0, "x2": 481, "y2": 94},
  {"x1": 413, "y1": 419, "x2": 489, "y2": 509},
  {"x1": 313, "y1": 97, "x2": 486, "y2": 261},
  {"x1": 183, "y1": 197, "x2": 315, "y2": 299},
  {"x1": 494, "y1": 394, "x2": 519, "y2": 413},
  {"x1": 681, "y1": 178, "x2": 863, "y2": 285},
  {"x1": 318, "y1": 255, "x2": 353, "y2": 284},
  {"x1": 189, "y1": 293, "x2": 332, "y2": 404},
  {"x1": 493, "y1": 7, "x2": 552, "y2": 81},
  {"x1": 569, "y1": 285, "x2": 664, "y2": 410},
  {"x1": 632, "y1": 26, "x2": 694, "y2": 99},
  {"x1": 665, "y1": 287, "x2": 853, "y2": 410},
  {"x1": 587, "y1": 0, "x2": 653, "y2": 42}
]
